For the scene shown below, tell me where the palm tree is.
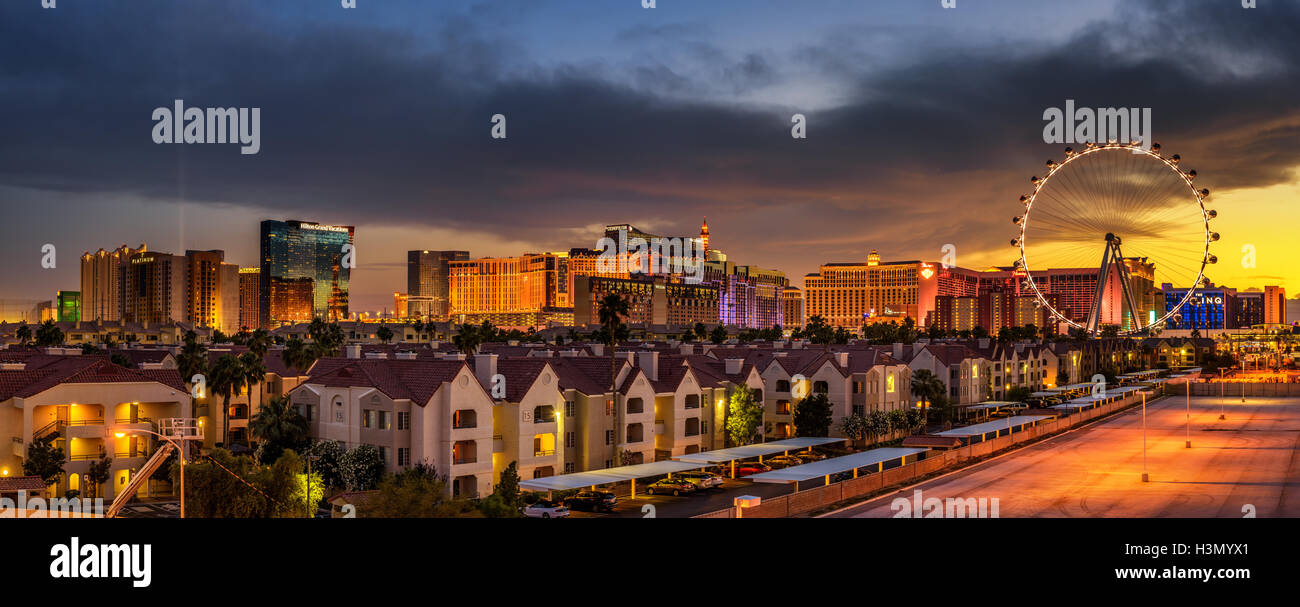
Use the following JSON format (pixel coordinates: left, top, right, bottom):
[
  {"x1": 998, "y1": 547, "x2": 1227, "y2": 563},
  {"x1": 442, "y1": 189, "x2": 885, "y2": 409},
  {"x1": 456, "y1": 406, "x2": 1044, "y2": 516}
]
[
  {"x1": 412, "y1": 320, "x2": 425, "y2": 343},
  {"x1": 15, "y1": 322, "x2": 32, "y2": 345},
  {"x1": 247, "y1": 328, "x2": 271, "y2": 359},
  {"x1": 597, "y1": 293, "x2": 630, "y2": 460},
  {"x1": 910, "y1": 369, "x2": 945, "y2": 431},
  {"x1": 250, "y1": 395, "x2": 308, "y2": 463},
  {"x1": 176, "y1": 332, "x2": 209, "y2": 417},
  {"x1": 238, "y1": 351, "x2": 267, "y2": 445},
  {"x1": 208, "y1": 354, "x2": 247, "y2": 448},
  {"x1": 453, "y1": 323, "x2": 482, "y2": 356},
  {"x1": 283, "y1": 337, "x2": 316, "y2": 374},
  {"x1": 34, "y1": 319, "x2": 64, "y2": 347},
  {"x1": 376, "y1": 325, "x2": 394, "y2": 344}
]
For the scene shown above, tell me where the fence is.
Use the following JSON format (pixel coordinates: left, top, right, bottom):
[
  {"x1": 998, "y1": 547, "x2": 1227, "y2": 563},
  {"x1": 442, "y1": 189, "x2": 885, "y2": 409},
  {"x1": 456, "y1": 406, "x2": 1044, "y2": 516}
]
[
  {"x1": 694, "y1": 392, "x2": 1144, "y2": 518},
  {"x1": 1190, "y1": 383, "x2": 1300, "y2": 397}
]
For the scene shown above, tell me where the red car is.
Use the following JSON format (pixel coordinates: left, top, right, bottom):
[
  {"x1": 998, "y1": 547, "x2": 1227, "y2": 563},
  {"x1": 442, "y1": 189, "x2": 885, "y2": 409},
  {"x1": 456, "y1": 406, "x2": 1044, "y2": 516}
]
[{"x1": 735, "y1": 462, "x2": 772, "y2": 477}]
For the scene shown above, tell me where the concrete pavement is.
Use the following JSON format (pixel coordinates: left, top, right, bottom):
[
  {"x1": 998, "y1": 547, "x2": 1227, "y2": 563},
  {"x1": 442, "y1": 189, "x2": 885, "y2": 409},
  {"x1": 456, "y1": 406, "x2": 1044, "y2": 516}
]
[{"x1": 826, "y1": 396, "x2": 1300, "y2": 518}]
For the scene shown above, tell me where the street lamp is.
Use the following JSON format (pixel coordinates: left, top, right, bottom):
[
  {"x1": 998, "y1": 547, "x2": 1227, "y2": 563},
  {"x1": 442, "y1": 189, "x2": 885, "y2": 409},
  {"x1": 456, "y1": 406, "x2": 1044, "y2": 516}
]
[
  {"x1": 112, "y1": 427, "x2": 186, "y2": 519},
  {"x1": 1140, "y1": 390, "x2": 1148, "y2": 483}
]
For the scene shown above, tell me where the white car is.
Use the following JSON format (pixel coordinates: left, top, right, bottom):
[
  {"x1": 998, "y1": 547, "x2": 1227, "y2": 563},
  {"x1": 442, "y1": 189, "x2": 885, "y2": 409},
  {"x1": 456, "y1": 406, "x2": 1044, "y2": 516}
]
[{"x1": 523, "y1": 500, "x2": 570, "y2": 518}]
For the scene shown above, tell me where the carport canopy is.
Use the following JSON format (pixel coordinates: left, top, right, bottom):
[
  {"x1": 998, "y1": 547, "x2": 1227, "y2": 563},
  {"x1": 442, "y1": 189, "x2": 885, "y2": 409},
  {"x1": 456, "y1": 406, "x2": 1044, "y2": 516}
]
[
  {"x1": 518, "y1": 460, "x2": 705, "y2": 492},
  {"x1": 933, "y1": 415, "x2": 1047, "y2": 437},
  {"x1": 746, "y1": 447, "x2": 929, "y2": 484},
  {"x1": 671, "y1": 437, "x2": 845, "y2": 465},
  {"x1": 964, "y1": 401, "x2": 1024, "y2": 411}
]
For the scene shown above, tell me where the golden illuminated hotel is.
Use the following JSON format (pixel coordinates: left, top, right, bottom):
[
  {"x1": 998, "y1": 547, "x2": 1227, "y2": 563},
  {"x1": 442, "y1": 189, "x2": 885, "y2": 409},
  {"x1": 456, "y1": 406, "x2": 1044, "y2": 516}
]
[
  {"x1": 447, "y1": 250, "x2": 628, "y2": 327},
  {"x1": 803, "y1": 250, "x2": 947, "y2": 327}
]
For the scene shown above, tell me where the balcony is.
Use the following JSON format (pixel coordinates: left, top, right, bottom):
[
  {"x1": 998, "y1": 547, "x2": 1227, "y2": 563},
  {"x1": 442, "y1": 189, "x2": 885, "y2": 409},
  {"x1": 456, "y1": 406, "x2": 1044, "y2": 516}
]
[
  {"x1": 533, "y1": 449, "x2": 556, "y2": 457},
  {"x1": 12, "y1": 436, "x2": 24, "y2": 458},
  {"x1": 65, "y1": 419, "x2": 107, "y2": 439},
  {"x1": 452, "y1": 410, "x2": 478, "y2": 430}
]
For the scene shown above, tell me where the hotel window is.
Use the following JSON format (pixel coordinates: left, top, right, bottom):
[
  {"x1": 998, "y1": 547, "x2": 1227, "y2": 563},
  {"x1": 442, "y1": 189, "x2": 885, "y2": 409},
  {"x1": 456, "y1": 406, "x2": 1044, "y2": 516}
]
[
  {"x1": 605, "y1": 459, "x2": 613, "y2": 469},
  {"x1": 378, "y1": 411, "x2": 391, "y2": 430},
  {"x1": 362, "y1": 410, "x2": 374, "y2": 429},
  {"x1": 605, "y1": 430, "x2": 614, "y2": 445},
  {"x1": 565, "y1": 432, "x2": 574, "y2": 448},
  {"x1": 397, "y1": 411, "x2": 409, "y2": 430},
  {"x1": 565, "y1": 401, "x2": 575, "y2": 417},
  {"x1": 397, "y1": 447, "x2": 410, "y2": 467},
  {"x1": 564, "y1": 463, "x2": 575, "y2": 474}
]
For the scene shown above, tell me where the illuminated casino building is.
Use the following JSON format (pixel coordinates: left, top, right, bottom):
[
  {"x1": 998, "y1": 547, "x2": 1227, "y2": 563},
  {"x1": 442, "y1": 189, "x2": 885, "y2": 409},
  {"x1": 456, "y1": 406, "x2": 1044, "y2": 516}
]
[
  {"x1": 782, "y1": 286, "x2": 803, "y2": 330},
  {"x1": 238, "y1": 267, "x2": 261, "y2": 331},
  {"x1": 1162, "y1": 284, "x2": 1232, "y2": 330},
  {"x1": 574, "y1": 275, "x2": 719, "y2": 327},
  {"x1": 803, "y1": 250, "x2": 955, "y2": 328},
  {"x1": 55, "y1": 290, "x2": 81, "y2": 323},
  {"x1": 407, "y1": 250, "x2": 469, "y2": 320},
  {"x1": 80, "y1": 243, "x2": 144, "y2": 322},
  {"x1": 259, "y1": 219, "x2": 355, "y2": 327}
]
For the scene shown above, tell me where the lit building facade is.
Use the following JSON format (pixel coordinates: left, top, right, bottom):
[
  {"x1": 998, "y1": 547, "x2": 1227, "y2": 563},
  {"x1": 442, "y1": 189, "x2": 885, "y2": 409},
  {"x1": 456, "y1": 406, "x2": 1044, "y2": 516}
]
[
  {"x1": 573, "y1": 275, "x2": 719, "y2": 327},
  {"x1": 79, "y1": 244, "x2": 143, "y2": 322},
  {"x1": 1264, "y1": 286, "x2": 1287, "y2": 325},
  {"x1": 55, "y1": 291, "x2": 81, "y2": 323},
  {"x1": 1162, "y1": 285, "x2": 1233, "y2": 331},
  {"x1": 122, "y1": 251, "x2": 188, "y2": 325},
  {"x1": 782, "y1": 286, "x2": 803, "y2": 331},
  {"x1": 259, "y1": 220, "x2": 355, "y2": 327},
  {"x1": 803, "y1": 250, "x2": 950, "y2": 328},
  {"x1": 407, "y1": 250, "x2": 469, "y2": 320},
  {"x1": 238, "y1": 267, "x2": 261, "y2": 331},
  {"x1": 702, "y1": 259, "x2": 785, "y2": 328}
]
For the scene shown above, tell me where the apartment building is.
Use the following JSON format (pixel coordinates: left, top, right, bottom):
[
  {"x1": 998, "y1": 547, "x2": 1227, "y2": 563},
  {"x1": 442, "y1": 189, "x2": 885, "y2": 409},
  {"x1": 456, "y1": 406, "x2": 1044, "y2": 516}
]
[
  {"x1": 0, "y1": 353, "x2": 190, "y2": 500},
  {"x1": 288, "y1": 356, "x2": 495, "y2": 498}
]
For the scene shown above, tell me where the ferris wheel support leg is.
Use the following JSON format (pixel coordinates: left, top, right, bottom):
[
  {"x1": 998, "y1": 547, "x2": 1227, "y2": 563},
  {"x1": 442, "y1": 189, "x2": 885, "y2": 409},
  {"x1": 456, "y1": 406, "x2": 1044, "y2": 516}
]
[
  {"x1": 1086, "y1": 243, "x2": 1113, "y2": 334},
  {"x1": 1112, "y1": 242, "x2": 1145, "y2": 332}
]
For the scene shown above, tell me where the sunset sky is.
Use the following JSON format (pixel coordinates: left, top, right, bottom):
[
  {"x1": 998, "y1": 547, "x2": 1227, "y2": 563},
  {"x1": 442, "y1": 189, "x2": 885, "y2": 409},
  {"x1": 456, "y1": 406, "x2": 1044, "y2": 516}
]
[{"x1": 2, "y1": 0, "x2": 1297, "y2": 312}]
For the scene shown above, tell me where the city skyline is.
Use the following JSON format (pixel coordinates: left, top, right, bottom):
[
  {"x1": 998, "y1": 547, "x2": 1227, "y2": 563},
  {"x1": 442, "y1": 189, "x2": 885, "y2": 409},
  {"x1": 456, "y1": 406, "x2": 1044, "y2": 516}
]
[{"x1": 2, "y1": 0, "x2": 1298, "y2": 313}]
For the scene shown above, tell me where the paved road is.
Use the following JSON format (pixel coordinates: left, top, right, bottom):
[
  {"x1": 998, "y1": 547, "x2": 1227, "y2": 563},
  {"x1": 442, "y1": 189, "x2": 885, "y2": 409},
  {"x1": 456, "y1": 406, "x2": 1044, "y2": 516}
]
[{"x1": 827, "y1": 396, "x2": 1300, "y2": 518}]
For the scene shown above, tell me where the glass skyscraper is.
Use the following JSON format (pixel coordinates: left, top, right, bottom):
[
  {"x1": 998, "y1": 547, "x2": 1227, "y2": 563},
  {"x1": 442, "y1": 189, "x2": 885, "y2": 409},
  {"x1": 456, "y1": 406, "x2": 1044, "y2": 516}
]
[
  {"x1": 260, "y1": 220, "x2": 355, "y2": 327},
  {"x1": 407, "y1": 250, "x2": 468, "y2": 320}
]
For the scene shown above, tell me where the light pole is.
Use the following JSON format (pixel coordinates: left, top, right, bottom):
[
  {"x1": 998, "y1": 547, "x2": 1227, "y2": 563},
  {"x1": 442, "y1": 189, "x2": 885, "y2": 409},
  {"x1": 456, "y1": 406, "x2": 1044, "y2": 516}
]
[
  {"x1": 1141, "y1": 391, "x2": 1148, "y2": 483},
  {"x1": 1219, "y1": 368, "x2": 1225, "y2": 420},
  {"x1": 112, "y1": 427, "x2": 185, "y2": 519},
  {"x1": 1185, "y1": 377, "x2": 1191, "y2": 449}
]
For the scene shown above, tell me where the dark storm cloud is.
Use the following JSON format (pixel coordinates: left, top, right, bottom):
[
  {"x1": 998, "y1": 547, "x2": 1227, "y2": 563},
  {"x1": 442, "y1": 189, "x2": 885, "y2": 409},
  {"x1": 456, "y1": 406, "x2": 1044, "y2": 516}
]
[{"x1": 1, "y1": 0, "x2": 1297, "y2": 265}]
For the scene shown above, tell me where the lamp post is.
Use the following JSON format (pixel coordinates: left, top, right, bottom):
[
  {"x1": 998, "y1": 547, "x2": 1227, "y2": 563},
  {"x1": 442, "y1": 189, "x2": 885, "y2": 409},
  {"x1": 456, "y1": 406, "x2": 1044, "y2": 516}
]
[
  {"x1": 1185, "y1": 377, "x2": 1191, "y2": 448},
  {"x1": 1219, "y1": 368, "x2": 1225, "y2": 420},
  {"x1": 112, "y1": 427, "x2": 185, "y2": 519},
  {"x1": 1141, "y1": 391, "x2": 1149, "y2": 483}
]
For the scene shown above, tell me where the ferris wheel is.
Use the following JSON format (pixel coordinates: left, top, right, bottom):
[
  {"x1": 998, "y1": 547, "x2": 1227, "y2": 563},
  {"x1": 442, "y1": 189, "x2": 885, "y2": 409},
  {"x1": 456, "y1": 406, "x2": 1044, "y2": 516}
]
[{"x1": 1010, "y1": 142, "x2": 1218, "y2": 336}]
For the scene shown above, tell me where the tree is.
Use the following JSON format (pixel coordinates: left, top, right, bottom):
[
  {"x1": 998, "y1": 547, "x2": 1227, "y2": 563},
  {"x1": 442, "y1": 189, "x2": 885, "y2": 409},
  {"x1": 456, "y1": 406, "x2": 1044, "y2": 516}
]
[
  {"x1": 837, "y1": 414, "x2": 869, "y2": 447},
  {"x1": 251, "y1": 396, "x2": 308, "y2": 464},
  {"x1": 81, "y1": 343, "x2": 101, "y2": 355},
  {"x1": 86, "y1": 455, "x2": 113, "y2": 499},
  {"x1": 247, "y1": 328, "x2": 272, "y2": 359},
  {"x1": 480, "y1": 461, "x2": 524, "y2": 518},
  {"x1": 453, "y1": 324, "x2": 482, "y2": 356},
  {"x1": 710, "y1": 325, "x2": 728, "y2": 344},
  {"x1": 178, "y1": 448, "x2": 311, "y2": 518},
  {"x1": 867, "y1": 410, "x2": 892, "y2": 443},
  {"x1": 340, "y1": 444, "x2": 386, "y2": 491},
  {"x1": 376, "y1": 325, "x2": 394, "y2": 344},
  {"x1": 886, "y1": 409, "x2": 908, "y2": 435},
  {"x1": 361, "y1": 464, "x2": 473, "y2": 518},
  {"x1": 725, "y1": 388, "x2": 763, "y2": 447},
  {"x1": 283, "y1": 337, "x2": 316, "y2": 374},
  {"x1": 209, "y1": 354, "x2": 247, "y2": 448},
  {"x1": 971, "y1": 325, "x2": 990, "y2": 340},
  {"x1": 239, "y1": 351, "x2": 267, "y2": 433},
  {"x1": 910, "y1": 369, "x2": 945, "y2": 425},
  {"x1": 15, "y1": 321, "x2": 32, "y2": 345},
  {"x1": 23, "y1": 435, "x2": 65, "y2": 486},
  {"x1": 177, "y1": 331, "x2": 209, "y2": 413},
  {"x1": 1055, "y1": 368, "x2": 1071, "y2": 387},
  {"x1": 792, "y1": 393, "x2": 833, "y2": 437},
  {"x1": 597, "y1": 293, "x2": 630, "y2": 460},
  {"x1": 35, "y1": 319, "x2": 64, "y2": 347},
  {"x1": 308, "y1": 440, "x2": 347, "y2": 489}
]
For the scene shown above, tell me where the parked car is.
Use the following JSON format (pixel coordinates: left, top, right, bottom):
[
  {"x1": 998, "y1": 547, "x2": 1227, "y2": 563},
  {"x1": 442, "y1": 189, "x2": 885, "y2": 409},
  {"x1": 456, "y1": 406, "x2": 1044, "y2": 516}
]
[
  {"x1": 676, "y1": 471, "x2": 725, "y2": 490},
  {"x1": 523, "y1": 500, "x2": 570, "y2": 518},
  {"x1": 766, "y1": 455, "x2": 804, "y2": 468},
  {"x1": 793, "y1": 451, "x2": 827, "y2": 462},
  {"x1": 734, "y1": 462, "x2": 772, "y2": 477},
  {"x1": 564, "y1": 490, "x2": 618, "y2": 513},
  {"x1": 646, "y1": 478, "x2": 697, "y2": 496}
]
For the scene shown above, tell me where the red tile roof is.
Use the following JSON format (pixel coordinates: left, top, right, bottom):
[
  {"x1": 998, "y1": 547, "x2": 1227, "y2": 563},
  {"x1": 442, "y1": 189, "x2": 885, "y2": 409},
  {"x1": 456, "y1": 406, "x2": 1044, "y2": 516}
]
[
  {"x1": 304, "y1": 358, "x2": 469, "y2": 405},
  {"x1": 0, "y1": 356, "x2": 186, "y2": 401},
  {"x1": 0, "y1": 476, "x2": 47, "y2": 492}
]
